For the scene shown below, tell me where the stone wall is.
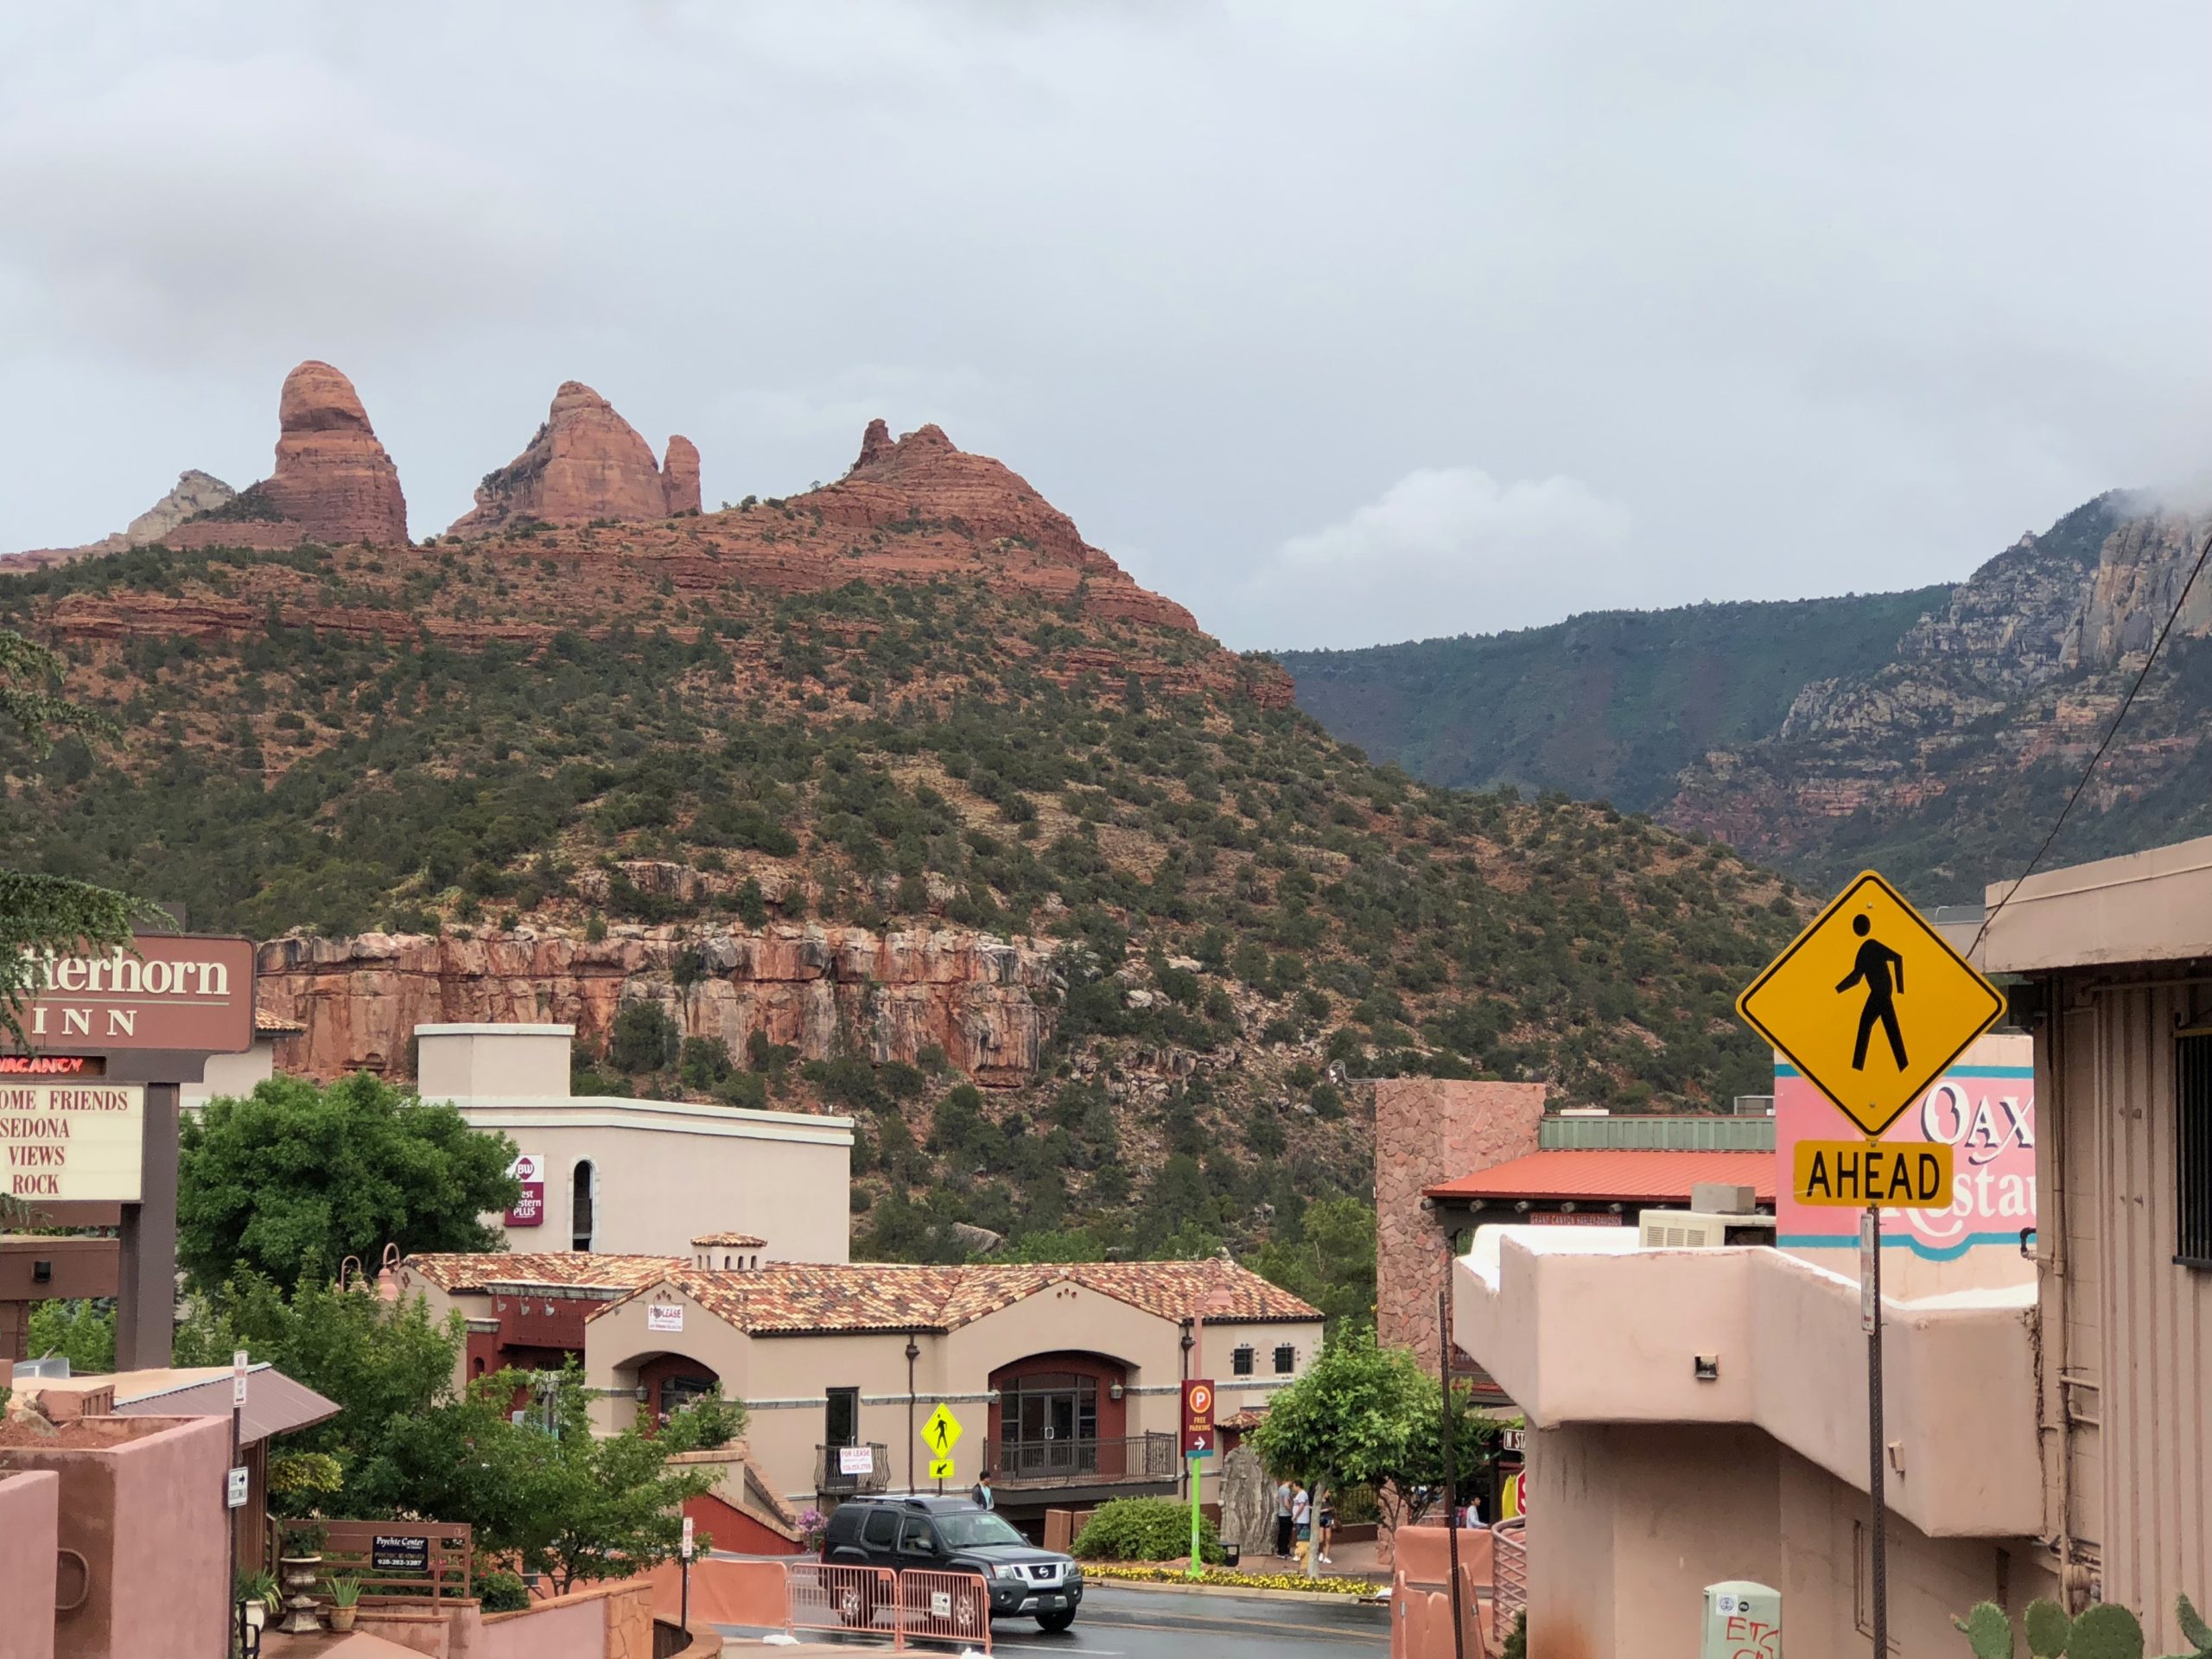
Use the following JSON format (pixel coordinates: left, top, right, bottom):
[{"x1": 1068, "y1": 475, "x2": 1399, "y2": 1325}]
[{"x1": 1373, "y1": 1079, "x2": 1546, "y2": 1365}]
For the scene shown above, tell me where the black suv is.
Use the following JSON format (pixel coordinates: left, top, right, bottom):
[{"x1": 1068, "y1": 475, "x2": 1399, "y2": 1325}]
[{"x1": 822, "y1": 1494, "x2": 1085, "y2": 1633}]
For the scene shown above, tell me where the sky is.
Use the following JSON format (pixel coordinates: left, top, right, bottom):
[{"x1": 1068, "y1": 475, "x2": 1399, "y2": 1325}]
[{"x1": 3, "y1": 3, "x2": 2209, "y2": 652}]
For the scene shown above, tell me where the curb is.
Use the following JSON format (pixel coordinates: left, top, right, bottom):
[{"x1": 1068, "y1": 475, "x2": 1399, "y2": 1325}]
[{"x1": 1085, "y1": 1574, "x2": 1390, "y2": 1607}]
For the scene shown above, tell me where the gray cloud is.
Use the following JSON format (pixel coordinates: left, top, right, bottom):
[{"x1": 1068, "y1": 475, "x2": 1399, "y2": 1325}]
[{"x1": 3, "y1": 1, "x2": 2207, "y2": 648}]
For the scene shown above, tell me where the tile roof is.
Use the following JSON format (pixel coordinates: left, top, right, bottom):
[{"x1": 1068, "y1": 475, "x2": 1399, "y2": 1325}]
[
  {"x1": 1425, "y1": 1149, "x2": 1776, "y2": 1205},
  {"x1": 590, "y1": 1259, "x2": 1321, "y2": 1337},
  {"x1": 691, "y1": 1232, "x2": 767, "y2": 1249},
  {"x1": 255, "y1": 1008, "x2": 308, "y2": 1033},
  {"x1": 404, "y1": 1251, "x2": 682, "y2": 1294}
]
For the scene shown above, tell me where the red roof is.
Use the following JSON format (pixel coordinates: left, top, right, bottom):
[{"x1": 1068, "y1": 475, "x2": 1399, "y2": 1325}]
[{"x1": 1424, "y1": 1150, "x2": 1774, "y2": 1205}]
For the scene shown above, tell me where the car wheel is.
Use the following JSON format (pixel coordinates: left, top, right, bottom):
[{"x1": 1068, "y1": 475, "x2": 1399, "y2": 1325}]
[{"x1": 1036, "y1": 1609, "x2": 1078, "y2": 1633}]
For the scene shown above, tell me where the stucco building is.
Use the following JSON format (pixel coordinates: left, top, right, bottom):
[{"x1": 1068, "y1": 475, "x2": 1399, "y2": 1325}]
[
  {"x1": 396, "y1": 1250, "x2": 1322, "y2": 1526},
  {"x1": 413, "y1": 1023, "x2": 854, "y2": 1262}
]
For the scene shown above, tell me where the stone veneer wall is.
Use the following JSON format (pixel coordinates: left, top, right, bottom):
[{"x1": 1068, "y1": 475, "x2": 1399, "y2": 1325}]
[{"x1": 1373, "y1": 1079, "x2": 1547, "y2": 1366}]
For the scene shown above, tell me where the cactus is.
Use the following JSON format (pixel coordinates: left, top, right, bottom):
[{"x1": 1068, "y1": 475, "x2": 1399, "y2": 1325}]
[
  {"x1": 2068, "y1": 1602, "x2": 2145, "y2": 1659},
  {"x1": 1956, "y1": 1603, "x2": 2018, "y2": 1659},
  {"x1": 2025, "y1": 1599, "x2": 2073, "y2": 1657},
  {"x1": 2174, "y1": 1593, "x2": 2212, "y2": 1657}
]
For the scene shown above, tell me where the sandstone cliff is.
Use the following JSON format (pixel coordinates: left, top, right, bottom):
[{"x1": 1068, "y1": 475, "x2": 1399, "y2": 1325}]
[
  {"x1": 448, "y1": 382, "x2": 701, "y2": 537},
  {"x1": 257, "y1": 924, "x2": 1060, "y2": 1087},
  {"x1": 165, "y1": 361, "x2": 409, "y2": 550}
]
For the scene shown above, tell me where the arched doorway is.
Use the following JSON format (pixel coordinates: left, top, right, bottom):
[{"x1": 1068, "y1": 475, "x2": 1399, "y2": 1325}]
[
  {"x1": 988, "y1": 1351, "x2": 1132, "y2": 1482},
  {"x1": 636, "y1": 1352, "x2": 721, "y2": 1431}
]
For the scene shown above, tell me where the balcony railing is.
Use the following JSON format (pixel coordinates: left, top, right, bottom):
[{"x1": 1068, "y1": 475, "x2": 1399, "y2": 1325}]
[
  {"x1": 815, "y1": 1442, "x2": 893, "y2": 1497},
  {"x1": 982, "y1": 1433, "x2": 1179, "y2": 1487}
]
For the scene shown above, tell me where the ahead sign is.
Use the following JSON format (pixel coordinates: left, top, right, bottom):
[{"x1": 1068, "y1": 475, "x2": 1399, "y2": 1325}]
[{"x1": 1737, "y1": 870, "x2": 2005, "y2": 1137}]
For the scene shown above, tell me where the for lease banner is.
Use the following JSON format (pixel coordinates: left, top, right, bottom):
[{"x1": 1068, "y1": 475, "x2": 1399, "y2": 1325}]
[{"x1": 1, "y1": 1081, "x2": 144, "y2": 1202}]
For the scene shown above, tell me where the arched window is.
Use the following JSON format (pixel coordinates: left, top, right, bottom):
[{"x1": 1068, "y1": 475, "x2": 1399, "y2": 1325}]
[{"x1": 571, "y1": 1160, "x2": 595, "y2": 1252}]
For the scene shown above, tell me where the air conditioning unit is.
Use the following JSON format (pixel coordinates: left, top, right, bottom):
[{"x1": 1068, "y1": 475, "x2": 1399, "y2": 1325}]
[{"x1": 1638, "y1": 1209, "x2": 1777, "y2": 1249}]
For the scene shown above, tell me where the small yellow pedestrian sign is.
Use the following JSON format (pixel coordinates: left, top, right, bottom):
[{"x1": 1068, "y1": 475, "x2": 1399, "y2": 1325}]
[
  {"x1": 921, "y1": 1404, "x2": 963, "y2": 1459},
  {"x1": 928, "y1": 1456, "x2": 956, "y2": 1481},
  {"x1": 1738, "y1": 868, "x2": 2006, "y2": 1137}
]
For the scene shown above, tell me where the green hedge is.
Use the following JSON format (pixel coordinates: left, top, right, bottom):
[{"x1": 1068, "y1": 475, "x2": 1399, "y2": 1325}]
[{"x1": 1071, "y1": 1497, "x2": 1224, "y2": 1564}]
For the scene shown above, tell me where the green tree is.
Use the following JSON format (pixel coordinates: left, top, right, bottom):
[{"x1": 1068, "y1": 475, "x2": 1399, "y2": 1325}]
[
  {"x1": 608, "y1": 1002, "x2": 680, "y2": 1073},
  {"x1": 1250, "y1": 1326, "x2": 1493, "y2": 1577},
  {"x1": 24, "y1": 1299, "x2": 116, "y2": 1373},
  {"x1": 178, "y1": 1073, "x2": 520, "y2": 1292},
  {"x1": 1251, "y1": 1198, "x2": 1377, "y2": 1332},
  {"x1": 0, "y1": 629, "x2": 160, "y2": 1047}
]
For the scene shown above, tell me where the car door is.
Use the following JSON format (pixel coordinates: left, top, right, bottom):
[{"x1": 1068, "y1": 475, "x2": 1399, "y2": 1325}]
[
  {"x1": 896, "y1": 1515, "x2": 943, "y2": 1573},
  {"x1": 855, "y1": 1505, "x2": 899, "y2": 1568}
]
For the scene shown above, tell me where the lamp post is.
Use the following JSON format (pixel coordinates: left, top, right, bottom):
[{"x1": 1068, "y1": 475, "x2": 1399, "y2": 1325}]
[{"x1": 905, "y1": 1334, "x2": 921, "y2": 1495}]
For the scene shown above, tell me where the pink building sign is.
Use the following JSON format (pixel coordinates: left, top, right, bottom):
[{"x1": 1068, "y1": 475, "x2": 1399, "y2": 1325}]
[{"x1": 1775, "y1": 1034, "x2": 2035, "y2": 1262}]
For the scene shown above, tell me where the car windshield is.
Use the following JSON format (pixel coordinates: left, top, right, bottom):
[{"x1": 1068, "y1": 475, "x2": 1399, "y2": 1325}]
[{"x1": 936, "y1": 1511, "x2": 1028, "y2": 1549}]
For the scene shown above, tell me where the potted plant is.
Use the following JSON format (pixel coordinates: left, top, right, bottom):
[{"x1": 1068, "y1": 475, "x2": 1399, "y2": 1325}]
[
  {"x1": 324, "y1": 1576, "x2": 363, "y2": 1634},
  {"x1": 237, "y1": 1569, "x2": 279, "y2": 1632},
  {"x1": 276, "y1": 1523, "x2": 327, "y2": 1634}
]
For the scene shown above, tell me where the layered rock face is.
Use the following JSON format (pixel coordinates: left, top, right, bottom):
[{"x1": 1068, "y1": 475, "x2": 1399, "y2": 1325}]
[
  {"x1": 256, "y1": 923, "x2": 1062, "y2": 1087},
  {"x1": 448, "y1": 382, "x2": 699, "y2": 536},
  {"x1": 1, "y1": 470, "x2": 235, "y2": 571},
  {"x1": 167, "y1": 361, "x2": 408, "y2": 550}
]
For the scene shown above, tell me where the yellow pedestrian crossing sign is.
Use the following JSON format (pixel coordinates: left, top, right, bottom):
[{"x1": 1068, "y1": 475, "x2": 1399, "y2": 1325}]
[
  {"x1": 1738, "y1": 869, "x2": 2006, "y2": 1138},
  {"x1": 921, "y1": 1403, "x2": 963, "y2": 1459},
  {"x1": 928, "y1": 1456, "x2": 956, "y2": 1481}
]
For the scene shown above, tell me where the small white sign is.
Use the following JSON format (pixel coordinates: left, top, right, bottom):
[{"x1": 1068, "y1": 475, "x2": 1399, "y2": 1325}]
[
  {"x1": 647, "y1": 1303, "x2": 684, "y2": 1333},
  {"x1": 681, "y1": 1516, "x2": 696, "y2": 1560},
  {"x1": 930, "y1": 1592, "x2": 952, "y2": 1619},
  {"x1": 1500, "y1": 1427, "x2": 1525, "y2": 1453},
  {"x1": 1717, "y1": 1592, "x2": 1740, "y2": 1615},
  {"x1": 232, "y1": 1350, "x2": 250, "y2": 1407},
  {"x1": 226, "y1": 1466, "x2": 250, "y2": 1510},
  {"x1": 838, "y1": 1445, "x2": 874, "y2": 1477}
]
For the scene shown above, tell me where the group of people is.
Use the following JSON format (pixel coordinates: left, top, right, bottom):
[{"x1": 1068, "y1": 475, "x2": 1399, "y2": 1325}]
[{"x1": 1271, "y1": 1478, "x2": 1335, "y2": 1566}]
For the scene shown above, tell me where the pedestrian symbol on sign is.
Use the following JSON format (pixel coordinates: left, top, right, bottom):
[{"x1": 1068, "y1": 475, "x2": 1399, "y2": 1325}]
[{"x1": 1837, "y1": 914, "x2": 1908, "y2": 1071}]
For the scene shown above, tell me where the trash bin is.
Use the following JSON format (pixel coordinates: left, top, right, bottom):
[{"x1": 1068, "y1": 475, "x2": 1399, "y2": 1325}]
[{"x1": 1222, "y1": 1544, "x2": 1241, "y2": 1567}]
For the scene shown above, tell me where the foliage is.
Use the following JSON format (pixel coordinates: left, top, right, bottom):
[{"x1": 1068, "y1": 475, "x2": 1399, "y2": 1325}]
[
  {"x1": 610, "y1": 1002, "x2": 680, "y2": 1074},
  {"x1": 1070, "y1": 1497, "x2": 1224, "y2": 1565},
  {"x1": 1250, "y1": 1198, "x2": 1377, "y2": 1332},
  {"x1": 1954, "y1": 1593, "x2": 2212, "y2": 1659},
  {"x1": 476, "y1": 1571, "x2": 531, "y2": 1612},
  {"x1": 177, "y1": 1072, "x2": 519, "y2": 1292},
  {"x1": 1250, "y1": 1326, "x2": 1493, "y2": 1574},
  {"x1": 324, "y1": 1576, "x2": 363, "y2": 1608},
  {"x1": 0, "y1": 627, "x2": 161, "y2": 1048},
  {"x1": 268, "y1": 1452, "x2": 346, "y2": 1500},
  {"x1": 1501, "y1": 1608, "x2": 1527, "y2": 1659},
  {"x1": 24, "y1": 1299, "x2": 115, "y2": 1373}
]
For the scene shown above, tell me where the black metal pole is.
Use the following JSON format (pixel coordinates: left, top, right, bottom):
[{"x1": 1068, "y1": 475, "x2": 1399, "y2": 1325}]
[
  {"x1": 681, "y1": 1554, "x2": 690, "y2": 1633},
  {"x1": 1866, "y1": 1205, "x2": 1888, "y2": 1656},
  {"x1": 906, "y1": 1337, "x2": 919, "y2": 1496},
  {"x1": 1440, "y1": 1274, "x2": 1466, "y2": 1659}
]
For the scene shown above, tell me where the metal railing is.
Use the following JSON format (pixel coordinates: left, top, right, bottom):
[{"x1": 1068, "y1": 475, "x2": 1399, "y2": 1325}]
[
  {"x1": 266, "y1": 1518, "x2": 473, "y2": 1605},
  {"x1": 1491, "y1": 1515, "x2": 1528, "y2": 1647},
  {"x1": 982, "y1": 1433, "x2": 1178, "y2": 1486},
  {"x1": 784, "y1": 1560, "x2": 994, "y2": 1652},
  {"x1": 816, "y1": 1442, "x2": 893, "y2": 1497}
]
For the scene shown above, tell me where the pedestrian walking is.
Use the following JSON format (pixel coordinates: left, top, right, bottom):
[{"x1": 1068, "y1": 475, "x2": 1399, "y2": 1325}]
[
  {"x1": 1273, "y1": 1478, "x2": 1295, "y2": 1557},
  {"x1": 1291, "y1": 1483, "x2": 1313, "y2": 1565},
  {"x1": 1317, "y1": 1493, "x2": 1337, "y2": 1565},
  {"x1": 970, "y1": 1471, "x2": 995, "y2": 1510}
]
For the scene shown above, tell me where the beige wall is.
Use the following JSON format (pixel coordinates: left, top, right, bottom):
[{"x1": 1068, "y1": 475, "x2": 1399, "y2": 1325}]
[
  {"x1": 181, "y1": 1037, "x2": 280, "y2": 1109},
  {"x1": 582, "y1": 1280, "x2": 1321, "y2": 1504},
  {"x1": 469, "y1": 1112, "x2": 851, "y2": 1262},
  {"x1": 1526, "y1": 1424, "x2": 2054, "y2": 1659},
  {"x1": 0, "y1": 1471, "x2": 58, "y2": 1659},
  {"x1": 419, "y1": 1025, "x2": 575, "y2": 1099},
  {"x1": 1456, "y1": 1228, "x2": 2041, "y2": 1539}
]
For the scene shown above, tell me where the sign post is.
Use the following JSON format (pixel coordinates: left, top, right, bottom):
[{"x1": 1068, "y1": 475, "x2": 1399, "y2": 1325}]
[
  {"x1": 1179, "y1": 1378, "x2": 1216, "y2": 1579},
  {"x1": 921, "y1": 1404, "x2": 963, "y2": 1495},
  {"x1": 3, "y1": 933, "x2": 256, "y2": 1370},
  {"x1": 680, "y1": 1515, "x2": 694, "y2": 1632},
  {"x1": 228, "y1": 1351, "x2": 249, "y2": 1635},
  {"x1": 1737, "y1": 869, "x2": 2005, "y2": 1659}
]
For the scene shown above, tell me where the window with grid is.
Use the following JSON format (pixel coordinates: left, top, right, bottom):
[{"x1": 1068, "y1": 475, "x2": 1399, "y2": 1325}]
[
  {"x1": 1274, "y1": 1344, "x2": 1296, "y2": 1375},
  {"x1": 2178, "y1": 1033, "x2": 2212, "y2": 1268},
  {"x1": 1231, "y1": 1344, "x2": 1254, "y2": 1376}
]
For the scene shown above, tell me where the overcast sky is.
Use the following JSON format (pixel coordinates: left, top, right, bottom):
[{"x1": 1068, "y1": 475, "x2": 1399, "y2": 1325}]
[{"x1": 3, "y1": 3, "x2": 2208, "y2": 651}]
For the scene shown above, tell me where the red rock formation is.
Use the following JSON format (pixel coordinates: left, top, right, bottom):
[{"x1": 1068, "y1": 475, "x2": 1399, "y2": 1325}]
[
  {"x1": 256, "y1": 924, "x2": 1059, "y2": 1086},
  {"x1": 853, "y1": 418, "x2": 896, "y2": 471},
  {"x1": 661, "y1": 435, "x2": 701, "y2": 516},
  {"x1": 449, "y1": 382, "x2": 696, "y2": 536},
  {"x1": 2, "y1": 471, "x2": 238, "y2": 573},
  {"x1": 167, "y1": 362, "x2": 408, "y2": 550}
]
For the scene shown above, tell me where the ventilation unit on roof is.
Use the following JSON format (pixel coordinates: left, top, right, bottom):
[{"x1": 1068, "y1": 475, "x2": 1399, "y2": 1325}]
[{"x1": 1637, "y1": 1209, "x2": 1777, "y2": 1250}]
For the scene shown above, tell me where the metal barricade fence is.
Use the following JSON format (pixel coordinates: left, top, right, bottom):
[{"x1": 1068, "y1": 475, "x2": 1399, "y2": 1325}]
[
  {"x1": 787, "y1": 1560, "x2": 899, "y2": 1643},
  {"x1": 1491, "y1": 1516, "x2": 1528, "y2": 1648},
  {"x1": 895, "y1": 1568, "x2": 994, "y2": 1649}
]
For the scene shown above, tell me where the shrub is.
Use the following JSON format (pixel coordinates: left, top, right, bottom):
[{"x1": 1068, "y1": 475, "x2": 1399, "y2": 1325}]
[
  {"x1": 477, "y1": 1571, "x2": 531, "y2": 1612},
  {"x1": 609, "y1": 1002, "x2": 680, "y2": 1073},
  {"x1": 1071, "y1": 1497, "x2": 1224, "y2": 1564}
]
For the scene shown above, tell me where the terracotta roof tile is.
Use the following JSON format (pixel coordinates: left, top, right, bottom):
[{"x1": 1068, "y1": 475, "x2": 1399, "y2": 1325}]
[
  {"x1": 1424, "y1": 1149, "x2": 1776, "y2": 1205},
  {"x1": 588, "y1": 1259, "x2": 1319, "y2": 1337},
  {"x1": 691, "y1": 1232, "x2": 767, "y2": 1249},
  {"x1": 255, "y1": 1008, "x2": 308, "y2": 1033},
  {"x1": 404, "y1": 1251, "x2": 682, "y2": 1294}
]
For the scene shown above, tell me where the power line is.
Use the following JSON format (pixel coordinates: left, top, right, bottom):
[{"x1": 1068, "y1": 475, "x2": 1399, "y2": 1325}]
[{"x1": 1971, "y1": 520, "x2": 2212, "y2": 958}]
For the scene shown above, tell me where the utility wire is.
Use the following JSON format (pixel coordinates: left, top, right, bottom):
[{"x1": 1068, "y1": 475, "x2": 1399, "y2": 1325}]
[{"x1": 1971, "y1": 520, "x2": 2212, "y2": 958}]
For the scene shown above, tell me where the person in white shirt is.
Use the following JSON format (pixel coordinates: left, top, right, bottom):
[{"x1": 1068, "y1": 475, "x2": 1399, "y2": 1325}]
[{"x1": 1291, "y1": 1484, "x2": 1313, "y2": 1560}]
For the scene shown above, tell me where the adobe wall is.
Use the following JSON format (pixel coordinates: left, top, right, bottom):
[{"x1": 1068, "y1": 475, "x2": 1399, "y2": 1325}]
[
  {"x1": 0, "y1": 1414, "x2": 227, "y2": 1659},
  {"x1": 1373, "y1": 1080, "x2": 1545, "y2": 1362},
  {"x1": 0, "y1": 1471, "x2": 59, "y2": 1659}
]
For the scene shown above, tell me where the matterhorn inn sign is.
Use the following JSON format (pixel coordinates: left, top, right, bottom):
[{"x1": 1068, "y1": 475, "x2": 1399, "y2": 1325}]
[
  {"x1": 10, "y1": 936, "x2": 256, "y2": 1056},
  {"x1": 3, "y1": 1082, "x2": 144, "y2": 1201}
]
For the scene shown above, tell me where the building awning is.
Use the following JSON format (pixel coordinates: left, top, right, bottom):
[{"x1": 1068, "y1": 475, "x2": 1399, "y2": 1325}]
[
  {"x1": 105, "y1": 1364, "x2": 340, "y2": 1446},
  {"x1": 1425, "y1": 1149, "x2": 1775, "y2": 1205}
]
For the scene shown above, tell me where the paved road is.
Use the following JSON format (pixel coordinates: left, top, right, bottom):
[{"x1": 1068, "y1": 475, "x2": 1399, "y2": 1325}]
[{"x1": 717, "y1": 1582, "x2": 1389, "y2": 1657}]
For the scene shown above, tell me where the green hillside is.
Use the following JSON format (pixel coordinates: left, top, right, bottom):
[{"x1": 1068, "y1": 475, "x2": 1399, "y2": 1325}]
[{"x1": 1280, "y1": 588, "x2": 1947, "y2": 810}]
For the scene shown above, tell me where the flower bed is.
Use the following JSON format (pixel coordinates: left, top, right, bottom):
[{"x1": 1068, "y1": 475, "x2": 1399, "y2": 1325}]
[{"x1": 1081, "y1": 1563, "x2": 1383, "y2": 1596}]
